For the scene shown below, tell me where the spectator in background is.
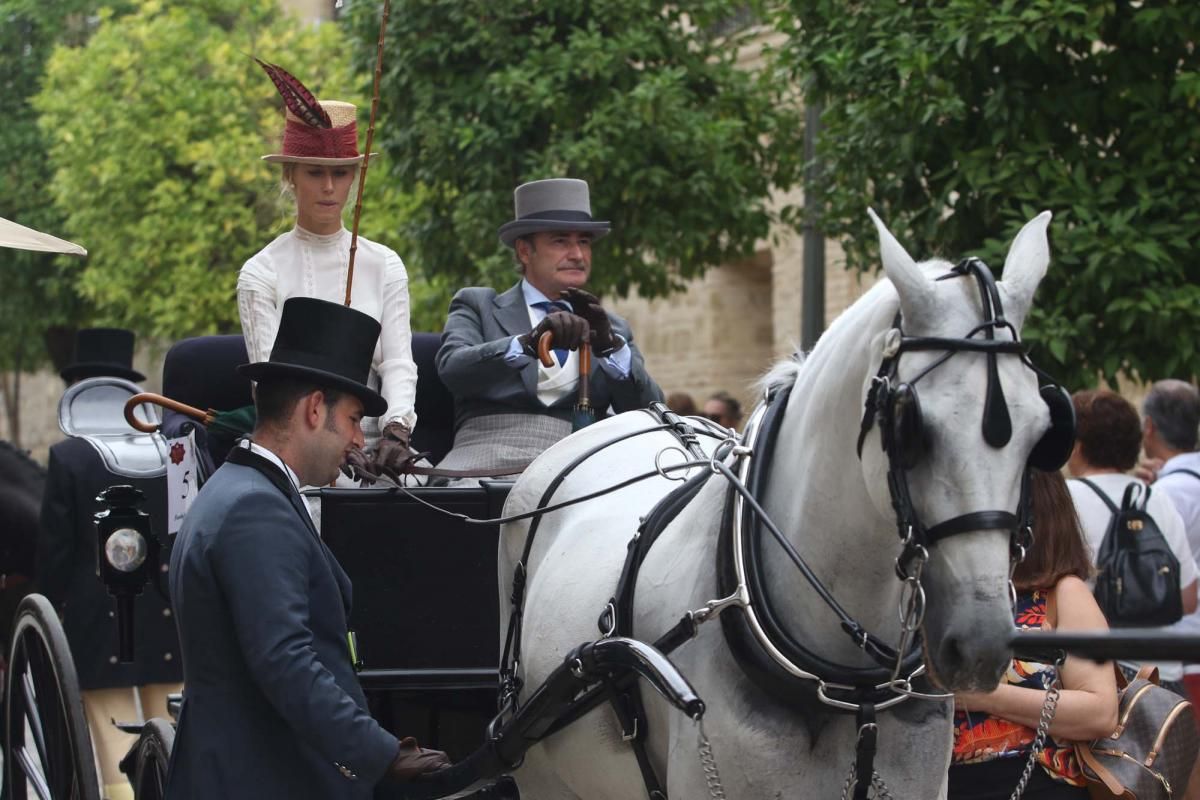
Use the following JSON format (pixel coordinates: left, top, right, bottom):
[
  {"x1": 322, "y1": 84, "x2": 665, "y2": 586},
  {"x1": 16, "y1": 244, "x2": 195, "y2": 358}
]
[
  {"x1": 950, "y1": 470, "x2": 1117, "y2": 799},
  {"x1": 1065, "y1": 388, "x2": 1198, "y2": 690},
  {"x1": 666, "y1": 392, "x2": 697, "y2": 416},
  {"x1": 703, "y1": 391, "x2": 743, "y2": 431},
  {"x1": 1140, "y1": 380, "x2": 1200, "y2": 720}
]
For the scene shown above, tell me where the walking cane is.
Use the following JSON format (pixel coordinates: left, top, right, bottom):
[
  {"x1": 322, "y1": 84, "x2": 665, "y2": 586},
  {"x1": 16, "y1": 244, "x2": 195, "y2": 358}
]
[{"x1": 537, "y1": 332, "x2": 595, "y2": 431}]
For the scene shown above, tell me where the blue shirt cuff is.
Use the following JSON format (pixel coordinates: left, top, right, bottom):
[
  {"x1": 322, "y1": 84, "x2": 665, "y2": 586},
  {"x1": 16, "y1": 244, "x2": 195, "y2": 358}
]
[
  {"x1": 598, "y1": 336, "x2": 631, "y2": 379},
  {"x1": 503, "y1": 336, "x2": 533, "y2": 366}
]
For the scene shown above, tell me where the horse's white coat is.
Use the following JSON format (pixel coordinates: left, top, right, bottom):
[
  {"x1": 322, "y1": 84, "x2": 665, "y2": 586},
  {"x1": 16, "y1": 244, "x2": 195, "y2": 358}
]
[{"x1": 498, "y1": 212, "x2": 1055, "y2": 799}]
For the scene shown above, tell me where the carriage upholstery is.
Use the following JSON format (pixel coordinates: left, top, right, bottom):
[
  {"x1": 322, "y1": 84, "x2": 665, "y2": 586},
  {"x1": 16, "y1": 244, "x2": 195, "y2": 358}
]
[{"x1": 409, "y1": 332, "x2": 456, "y2": 464}]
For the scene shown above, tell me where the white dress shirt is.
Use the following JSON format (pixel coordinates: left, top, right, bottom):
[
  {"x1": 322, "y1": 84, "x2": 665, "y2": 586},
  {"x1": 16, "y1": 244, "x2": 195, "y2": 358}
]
[{"x1": 237, "y1": 226, "x2": 418, "y2": 433}]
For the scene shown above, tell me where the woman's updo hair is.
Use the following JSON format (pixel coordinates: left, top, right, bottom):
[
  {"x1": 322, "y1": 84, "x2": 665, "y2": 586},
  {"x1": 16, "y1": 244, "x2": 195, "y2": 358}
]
[{"x1": 1071, "y1": 388, "x2": 1142, "y2": 471}]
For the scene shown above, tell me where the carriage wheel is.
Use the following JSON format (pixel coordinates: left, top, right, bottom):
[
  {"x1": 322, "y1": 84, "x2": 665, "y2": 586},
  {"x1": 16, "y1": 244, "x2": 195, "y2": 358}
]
[
  {"x1": 4, "y1": 593, "x2": 99, "y2": 800},
  {"x1": 120, "y1": 718, "x2": 173, "y2": 800}
]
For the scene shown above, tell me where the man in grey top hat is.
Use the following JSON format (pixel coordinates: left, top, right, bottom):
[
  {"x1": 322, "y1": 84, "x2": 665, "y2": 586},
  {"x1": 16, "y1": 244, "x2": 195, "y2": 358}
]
[{"x1": 435, "y1": 178, "x2": 662, "y2": 477}]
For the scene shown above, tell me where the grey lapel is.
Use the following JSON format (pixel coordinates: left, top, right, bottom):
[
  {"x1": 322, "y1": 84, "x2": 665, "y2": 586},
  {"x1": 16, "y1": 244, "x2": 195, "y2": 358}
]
[
  {"x1": 493, "y1": 282, "x2": 532, "y2": 337},
  {"x1": 493, "y1": 282, "x2": 539, "y2": 398}
]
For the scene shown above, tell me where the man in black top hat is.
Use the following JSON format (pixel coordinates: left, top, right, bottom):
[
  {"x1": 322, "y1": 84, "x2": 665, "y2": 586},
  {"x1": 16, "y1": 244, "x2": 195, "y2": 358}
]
[
  {"x1": 432, "y1": 178, "x2": 662, "y2": 479},
  {"x1": 37, "y1": 327, "x2": 182, "y2": 800},
  {"x1": 166, "y1": 298, "x2": 447, "y2": 800},
  {"x1": 57, "y1": 327, "x2": 145, "y2": 385}
]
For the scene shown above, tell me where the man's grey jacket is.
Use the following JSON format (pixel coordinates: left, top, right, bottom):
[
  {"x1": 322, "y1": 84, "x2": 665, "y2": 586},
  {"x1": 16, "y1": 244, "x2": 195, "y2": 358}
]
[
  {"x1": 436, "y1": 282, "x2": 663, "y2": 428},
  {"x1": 165, "y1": 446, "x2": 397, "y2": 799}
]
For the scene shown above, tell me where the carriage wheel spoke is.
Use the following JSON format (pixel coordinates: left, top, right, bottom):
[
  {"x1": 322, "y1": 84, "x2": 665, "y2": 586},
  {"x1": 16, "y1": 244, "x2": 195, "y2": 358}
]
[
  {"x1": 27, "y1": 632, "x2": 74, "y2": 799},
  {"x1": 16, "y1": 745, "x2": 54, "y2": 800},
  {"x1": 20, "y1": 664, "x2": 50, "y2": 785}
]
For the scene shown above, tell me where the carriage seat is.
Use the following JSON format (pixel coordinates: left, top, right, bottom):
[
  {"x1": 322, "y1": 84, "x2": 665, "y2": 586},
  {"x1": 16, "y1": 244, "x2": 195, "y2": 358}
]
[
  {"x1": 160, "y1": 335, "x2": 253, "y2": 475},
  {"x1": 59, "y1": 376, "x2": 169, "y2": 478},
  {"x1": 409, "y1": 332, "x2": 455, "y2": 464}
]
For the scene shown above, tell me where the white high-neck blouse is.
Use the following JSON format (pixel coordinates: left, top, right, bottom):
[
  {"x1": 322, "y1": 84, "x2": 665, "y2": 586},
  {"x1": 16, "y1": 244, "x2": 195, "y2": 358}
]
[{"x1": 236, "y1": 225, "x2": 418, "y2": 433}]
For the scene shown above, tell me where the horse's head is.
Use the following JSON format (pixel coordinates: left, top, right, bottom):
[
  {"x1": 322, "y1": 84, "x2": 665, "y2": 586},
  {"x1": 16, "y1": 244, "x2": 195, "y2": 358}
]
[{"x1": 861, "y1": 209, "x2": 1064, "y2": 691}]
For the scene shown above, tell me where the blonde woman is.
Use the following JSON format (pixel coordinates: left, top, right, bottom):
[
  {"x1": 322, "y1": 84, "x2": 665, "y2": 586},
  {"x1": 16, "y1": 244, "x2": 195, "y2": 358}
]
[{"x1": 238, "y1": 62, "x2": 417, "y2": 478}]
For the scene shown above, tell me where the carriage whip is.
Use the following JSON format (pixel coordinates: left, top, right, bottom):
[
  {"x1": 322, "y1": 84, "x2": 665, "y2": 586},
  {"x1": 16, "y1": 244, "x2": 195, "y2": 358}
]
[{"x1": 344, "y1": 0, "x2": 390, "y2": 306}]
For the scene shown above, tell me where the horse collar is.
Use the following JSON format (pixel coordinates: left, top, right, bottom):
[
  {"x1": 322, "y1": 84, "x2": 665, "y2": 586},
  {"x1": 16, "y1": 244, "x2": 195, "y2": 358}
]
[{"x1": 717, "y1": 386, "x2": 926, "y2": 714}]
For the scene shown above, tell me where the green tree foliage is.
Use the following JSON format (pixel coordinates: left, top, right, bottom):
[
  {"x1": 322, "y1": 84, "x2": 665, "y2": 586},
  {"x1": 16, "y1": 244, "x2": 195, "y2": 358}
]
[
  {"x1": 345, "y1": 0, "x2": 801, "y2": 302},
  {"x1": 777, "y1": 0, "x2": 1200, "y2": 387},
  {"x1": 34, "y1": 0, "x2": 420, "y2": 339},
  {"x1": 0, "y1": 0, "x2": 134, "y2": 374}
]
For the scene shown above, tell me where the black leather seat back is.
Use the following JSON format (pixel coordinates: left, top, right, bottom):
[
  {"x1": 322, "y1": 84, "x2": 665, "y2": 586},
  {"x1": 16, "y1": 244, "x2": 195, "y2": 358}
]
[{"x1": 410, "y1": 332, "x2": 455, "y2": 464}]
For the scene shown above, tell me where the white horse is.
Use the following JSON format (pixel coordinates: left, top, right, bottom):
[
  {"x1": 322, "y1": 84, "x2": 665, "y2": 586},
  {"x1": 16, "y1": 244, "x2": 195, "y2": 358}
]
[{"x1": 497, "y1": 210, "x2": 1059, "y2": 799}]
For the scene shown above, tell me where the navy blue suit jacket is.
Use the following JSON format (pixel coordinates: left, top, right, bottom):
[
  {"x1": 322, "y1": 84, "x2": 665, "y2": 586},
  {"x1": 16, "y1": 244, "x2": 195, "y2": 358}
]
[{"x1": 165, "y1": 447, "x2": 397, "y2": 799}]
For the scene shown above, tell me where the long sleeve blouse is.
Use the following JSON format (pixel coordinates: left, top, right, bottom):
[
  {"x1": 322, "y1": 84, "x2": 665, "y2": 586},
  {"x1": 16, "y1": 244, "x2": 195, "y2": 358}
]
[{"x1": 237, "y1": 225, "x2": 418, "y2": 432}]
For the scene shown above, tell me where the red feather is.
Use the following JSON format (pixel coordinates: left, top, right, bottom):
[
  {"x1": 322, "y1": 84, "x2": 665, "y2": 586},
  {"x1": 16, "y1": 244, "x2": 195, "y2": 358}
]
[{"x1": 255, "y1": 57, "x2": 332, "y2": 129}]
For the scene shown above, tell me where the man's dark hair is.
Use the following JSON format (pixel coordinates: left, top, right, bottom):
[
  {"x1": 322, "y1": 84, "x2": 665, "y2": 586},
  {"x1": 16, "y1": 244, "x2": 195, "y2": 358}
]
[
  {"x1": 1143, "y1": 379, "x2": 1200, "y2": 452},
  {"x1": 1072, "y1": 388, "x2": 1142, "y2": 471},
  {"x1": 709, "y1": 391, "x2": 742, "y2": 424},
  {"x1": 255, "y1": 377, "x2": 345, "y2": 429}
]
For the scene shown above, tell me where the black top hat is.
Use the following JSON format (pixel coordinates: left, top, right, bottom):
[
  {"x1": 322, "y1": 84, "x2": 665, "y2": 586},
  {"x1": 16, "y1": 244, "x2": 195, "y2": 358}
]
[
  {"x1": 237, "y1": 297, "x2": 387, "y2": 417},
  {"x1": 60, "y1": 328, "x2": 145, "y2": 383},
  {"x1": 497, "y1": 178, "x2": 611, "y2": 248}
]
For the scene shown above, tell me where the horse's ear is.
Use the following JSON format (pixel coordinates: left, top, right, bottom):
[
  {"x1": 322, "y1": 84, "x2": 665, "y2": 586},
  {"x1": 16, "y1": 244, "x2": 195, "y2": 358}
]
[
  {"x1": 868, "y1": 208, "x2": 933, "y2": 317},
  {"x1": 999, "y1": 210, "x2": 1052, "y2": 331}
]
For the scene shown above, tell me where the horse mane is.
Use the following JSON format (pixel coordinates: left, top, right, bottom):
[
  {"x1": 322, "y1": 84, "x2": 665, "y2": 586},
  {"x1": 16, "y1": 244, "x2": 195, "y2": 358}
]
[{"x1": 756, "y1": 350, "x2": 805, "y2": 396}]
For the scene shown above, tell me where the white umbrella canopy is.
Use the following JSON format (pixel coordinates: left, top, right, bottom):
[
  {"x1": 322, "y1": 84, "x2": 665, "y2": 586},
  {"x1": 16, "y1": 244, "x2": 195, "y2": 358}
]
[{"x1": 0, "y1": 216, "x2": 87, "y2": 256}]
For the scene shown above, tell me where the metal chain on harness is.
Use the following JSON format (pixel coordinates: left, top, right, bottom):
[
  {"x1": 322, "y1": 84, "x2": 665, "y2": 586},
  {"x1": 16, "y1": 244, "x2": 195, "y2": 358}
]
[
  {"x1": 1008, "y1": 663, "x2": 1062, "y2": 800},
  {"x1": 695, "y1": 718, "x2": 728, "y2": 800},
  {"x1": 840, "y1": 763, "x2": 895, "y2": 800}
]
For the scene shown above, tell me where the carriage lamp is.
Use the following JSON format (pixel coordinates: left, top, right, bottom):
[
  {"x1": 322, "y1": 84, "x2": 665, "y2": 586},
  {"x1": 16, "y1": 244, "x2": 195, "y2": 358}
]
[{"x1": 94, "y1": 485, "x2": 162, "y2": 663}]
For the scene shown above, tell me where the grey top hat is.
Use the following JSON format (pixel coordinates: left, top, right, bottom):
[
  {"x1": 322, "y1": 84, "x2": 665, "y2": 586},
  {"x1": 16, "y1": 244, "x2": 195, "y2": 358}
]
[{"x1": 497, "y1": 178, "x2": 611, "y2": 248}]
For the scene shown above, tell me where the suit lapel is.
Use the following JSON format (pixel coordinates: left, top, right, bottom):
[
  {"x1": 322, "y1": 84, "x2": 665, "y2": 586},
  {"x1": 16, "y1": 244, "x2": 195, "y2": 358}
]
[
  {"x1": 225, "y1": 446, "x2": 355, "y2": 615},
  {"x1": 226, "y1": 446, "x2": 320, "y2": 541},
  {"x1": 494, "y1": 282, "x2": 539, "y2": 398},
  {"x1": 494, "y1": 282, "x2": 533, "y2": 337}
]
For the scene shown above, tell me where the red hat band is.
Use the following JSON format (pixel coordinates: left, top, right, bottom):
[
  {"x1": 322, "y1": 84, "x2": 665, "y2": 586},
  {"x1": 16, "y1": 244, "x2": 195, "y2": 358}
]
[{"x1": 281, "y1": 118, "x2": 360, "y2": 161}]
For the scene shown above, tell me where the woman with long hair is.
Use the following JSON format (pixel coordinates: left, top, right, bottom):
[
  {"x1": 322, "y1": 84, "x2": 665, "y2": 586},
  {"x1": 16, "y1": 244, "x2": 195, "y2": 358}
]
[
  {"x1": 949, "y1": 470, "x2": 1118, "y2": 799},
  {"x1": 238, "y1": 62, "x2": 418, "y2": 479}
]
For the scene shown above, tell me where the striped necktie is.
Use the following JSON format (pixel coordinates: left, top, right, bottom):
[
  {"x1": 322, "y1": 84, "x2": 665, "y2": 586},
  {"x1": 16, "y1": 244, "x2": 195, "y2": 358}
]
[{"x1": 533, "y1": 301, "x2": 572, "y2": 366}]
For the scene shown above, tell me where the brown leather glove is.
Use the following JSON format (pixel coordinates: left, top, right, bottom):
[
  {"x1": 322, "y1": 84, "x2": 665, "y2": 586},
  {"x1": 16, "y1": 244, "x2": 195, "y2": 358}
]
[
  {"x1": 384, "y1": 736, "x2": 451, "y2": 782},
  {"x1": 562, "y1": 287, "x2": 619, "y2": 355},
  {"x1": 340, "y1": 445, "x2": 381, "y2": 485},
  {"x1": 372, "y1": 421, "x2": 420, "y2": 475},
  {"x1": 517, "y1": 310, "x2": 590, "y2": 357}
]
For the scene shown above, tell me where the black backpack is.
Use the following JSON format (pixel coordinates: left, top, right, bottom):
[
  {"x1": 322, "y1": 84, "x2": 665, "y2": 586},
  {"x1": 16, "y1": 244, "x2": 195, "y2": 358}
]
[{"x1": 1076, "y1": 478, "x2": 1183, "y2": 627}]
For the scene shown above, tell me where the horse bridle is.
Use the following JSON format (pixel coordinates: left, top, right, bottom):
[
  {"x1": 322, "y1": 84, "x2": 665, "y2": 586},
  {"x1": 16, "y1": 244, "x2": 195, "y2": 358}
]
[
  {"x1": 720, "y1": 259, "x2": 1076, "y2": 711},
  {"x1": 856, "y1": 258, "x2": 1076, "y2": 576}
]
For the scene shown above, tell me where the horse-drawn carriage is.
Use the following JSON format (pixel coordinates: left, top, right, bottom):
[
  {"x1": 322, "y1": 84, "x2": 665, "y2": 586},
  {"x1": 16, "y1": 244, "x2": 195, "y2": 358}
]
[{"x1": 6, "y1": 210, "x2": 1198, "y2": 800}]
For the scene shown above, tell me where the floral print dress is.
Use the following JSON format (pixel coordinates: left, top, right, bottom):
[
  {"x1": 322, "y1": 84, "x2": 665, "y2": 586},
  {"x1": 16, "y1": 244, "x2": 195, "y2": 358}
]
[{"x1": 951, "y1": 590, "x2": 1085, "y2": 786}]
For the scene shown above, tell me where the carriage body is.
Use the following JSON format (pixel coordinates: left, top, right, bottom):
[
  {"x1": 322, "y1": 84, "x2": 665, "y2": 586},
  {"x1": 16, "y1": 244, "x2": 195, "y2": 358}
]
[{"x1": 5, "y1": 332, "x2": 513, "y2": 800}]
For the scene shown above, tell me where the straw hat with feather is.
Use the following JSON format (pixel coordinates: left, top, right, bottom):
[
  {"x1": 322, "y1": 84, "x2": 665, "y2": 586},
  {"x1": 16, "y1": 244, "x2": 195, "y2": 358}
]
[{"x1": 256, "y1": 59, "x2": 377, "y2": 167}]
